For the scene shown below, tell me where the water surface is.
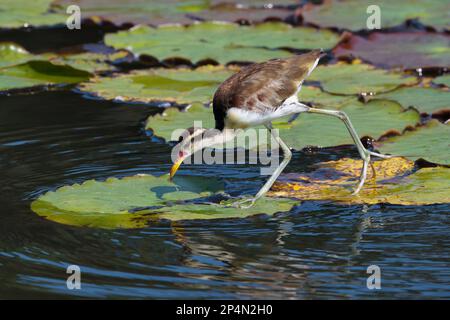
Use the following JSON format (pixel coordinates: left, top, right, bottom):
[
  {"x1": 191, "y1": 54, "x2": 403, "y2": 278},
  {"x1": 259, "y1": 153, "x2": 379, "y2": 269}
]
[{"x1": 0, "y1": 90, "x2": 449, "y2": 299}]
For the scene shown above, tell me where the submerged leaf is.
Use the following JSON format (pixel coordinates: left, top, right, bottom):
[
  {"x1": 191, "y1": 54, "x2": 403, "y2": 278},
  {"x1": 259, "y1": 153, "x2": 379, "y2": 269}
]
[
  {"x1": 376, "y1": 120, "x2": 450, "y2": 165},
  {"x1": 269, "y1": 157, "x2": 450, "y2": 205},
  {"x1": 104, "y1": 22, "x2": 340, "y2": 64},
  {"x1": 79, "y1": 66, "x2": 235, "y2": 104},
  {"x1": 31, "y1": 174, "x2": 297, "y2": 228}
]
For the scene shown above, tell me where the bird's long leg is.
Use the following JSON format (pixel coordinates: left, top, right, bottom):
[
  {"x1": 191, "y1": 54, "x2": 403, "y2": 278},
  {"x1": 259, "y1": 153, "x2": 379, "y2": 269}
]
[
  {"x1": 305, "y1": 107, "x2": 392, "y2": 194},
  {"x1": 231, "y1": 123, "x2": 292, "y2": 208}
]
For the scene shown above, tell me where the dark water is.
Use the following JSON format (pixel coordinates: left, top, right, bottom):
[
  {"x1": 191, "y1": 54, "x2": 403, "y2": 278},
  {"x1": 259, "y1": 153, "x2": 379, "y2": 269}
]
[{"x1": 0, "y1": 89, "x2": 449, "y2": 299}]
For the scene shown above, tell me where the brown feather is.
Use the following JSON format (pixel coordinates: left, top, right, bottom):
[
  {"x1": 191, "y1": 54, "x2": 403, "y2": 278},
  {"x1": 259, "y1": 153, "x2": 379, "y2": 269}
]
[{"x1": 213, "y1": 49, "x2": 323, "y2": 130}]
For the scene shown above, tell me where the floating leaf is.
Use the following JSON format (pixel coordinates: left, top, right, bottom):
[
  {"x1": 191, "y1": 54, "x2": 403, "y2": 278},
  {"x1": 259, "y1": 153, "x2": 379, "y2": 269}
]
[
  {"x1": 79, "y1": 66, "x2": 235, "y2": 104},
  {"x1": 280, "y1": 99, "x2": 420, "y2": 150},
  {"x1": 298, "y1": 86, "x2": 355, "y2": 108},
  {"x1": 0, "y1": 0, "x2": 65, "y2": 29},
  {"x1": 367, "y1": 86, "x2": 450, "y2": 115},
  {"x1": 31, "y1": 174, "x2": 297, "y2": 228},
  {"x1": 334, "y1": 32, "x2": 450, "y2": 69},
  {"x1": 46, "y1": 51, "x2": 128, "y2": 73},
  {"x1": 308, "y1": 63, "x2": 418, "y2": 95},
  {"x1": 0, "y1": 61, "x2": 90, "y2": 91},
  {"x1": 0, "y1": 43, "x2": 34, "y2": 68},
  {"x1": 299, "y1": 0, "x2": 450, "y2": 31},
  {"x1": 433, "y1": 74, "x2": 450, "y2": 87},
  {"x1": 376, "y1": 120, "x2": 450, "y2": 165},
  {"x1": 54, "y1": 0, "x2": 298, "y2": 25},
  {"x1": 1, "y1": 42, "x2": 123, "y2": 73},
  {"x1": 269, "y1": 157, "x2": 450, "y2": 205},
  {"x1": 190, "y1": 4, "x2": 296, "y2": 24},
  {"x1": 53, "y1": 0, "x2": 209, "y2": 26},
  {"x1": 146, "y1": 99, "x2": 420, "y2": 151},
  {"x1": 104, "y1": 22, "x2": 340, "y2": 64}
]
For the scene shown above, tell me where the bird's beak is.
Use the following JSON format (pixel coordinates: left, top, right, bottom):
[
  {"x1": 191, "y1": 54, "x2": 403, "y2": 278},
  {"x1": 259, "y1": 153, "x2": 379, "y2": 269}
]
[{"x1": 169, "y1": 157, "x2": 184, "y2": 180}]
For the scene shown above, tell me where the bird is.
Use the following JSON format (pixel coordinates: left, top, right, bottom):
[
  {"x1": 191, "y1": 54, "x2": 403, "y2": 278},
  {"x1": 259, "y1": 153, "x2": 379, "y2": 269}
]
[{"x1": 169, "y1": 49, "x2": 391, "y2": 208}]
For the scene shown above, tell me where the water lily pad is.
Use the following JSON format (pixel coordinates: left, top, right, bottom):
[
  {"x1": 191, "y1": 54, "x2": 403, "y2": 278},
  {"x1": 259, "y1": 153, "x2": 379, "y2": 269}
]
[
  {"x1": 53, "y1": 0, "x2": 209, "y2": 26},
  {"x1": 376, "y1": 120, "x2": 450, "y2": 165},
  {"x1": 433, "y1": 74, "x2": 450, "y2": 87},
  {"x1": 367, "y1": 86, "x2": 450, "y2": 115},
  {"x1": 46, "y1": 51, "x2": 128, "y2": 73},
  {"x1": 54, "y1": 0, "x2": 299, "y2": 25},
  {"x1": 334, "y1": 32, "x2": 450, "y2": 69},
  {"x1": 280, "y1": 99, "x2": 420, "y2": 150},
  {"x1": 0, "y1": 42, "x2": 124, "y2": 73},
  {"x1": 146, "y1": 99, "x2": 420, "y2": 151},
  {"x1": 269, "y1": 157, "x2": 450, "y2": 205},
  {"x1": 104, "y1": 22, "x2": 340, "y2": 64},
  {"x1": 79, "y1": 66, "x2": 235, "y2": 104},
  {"x1": 31, "y1": 174, "x2": 297, "y2": 228},
  {"x1": 0, "y1": 43, "x2": 34, "y2": 68},
  {"x1": 0, "y1": 61, "x2": 90, "y2": 91},
  {"x1": 299, "y1": 0, "x2": 450, "y2": 31},
  {"x1": 308, "y1": 63, "x2": 418, "y2": 95},
  {"x1": 189, "y1": 2, "x2": 297, "y2": 24},
  {"x1": 0, "y1": 0, "x2": 65, "y2": 29},
  {"x1": 298, "y1": 86, "x2": 355, "y2": 108}
]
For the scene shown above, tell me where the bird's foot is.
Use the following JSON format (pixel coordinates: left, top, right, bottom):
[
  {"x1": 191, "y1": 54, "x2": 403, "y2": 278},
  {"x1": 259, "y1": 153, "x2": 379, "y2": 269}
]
[{"x1": 351, "y1": 151, "x2": 393, "y2": 195}]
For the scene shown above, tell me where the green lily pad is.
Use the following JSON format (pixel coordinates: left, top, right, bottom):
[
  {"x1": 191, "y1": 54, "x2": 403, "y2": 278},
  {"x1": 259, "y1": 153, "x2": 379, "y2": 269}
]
[
  {"x1": 0, "y1": 43, "x2": 34, "y2": 68},
  {"x1": 308, "y1": 63, "x2": 418, "y2": 95},
  {"x1": 376, "y1": 120, "x2": 450, "y2": 165},
  {"x1": 79, "y1": 66, "x2": 235, "y2": 104},
  {"x1": 104, "y1": 22, "x2": 340, "y2": 64},
  {"x1": 53, "y1": 0, "x2": 299, "y2": 25},
  {"x1": 269, "y1": 157, "x2": 450, "y2": 206},
  {"x1": 433, "y1": 74, "x2": 450, "y2": 87},
  {"x1": 146, "y1": 99, "x2": 420, "y2": 151},
  {"x1": 280, "y1": 99, "x2": 420, "y2": 150},
  {"x1": 299, "y1": 86, "x2": 355, "y2": 108},
  {"x1": 367, "y1": 86, "x2": 450, "y2": 115},
  {"x1": 31, "y1": 174, "x2": 297, "y2": 228},
  {"x1": 0, "y1": 0, "x2": 65, "y2": 29},
  {"x1": 334, "y1": 32, "x2": 450, "y2": 69},
  {"x1": 53, "y1": 0, "x2": 209, "y2": 26},
  {"x1": 46, "y1": 51, "x2": 128, "y2": 73},
  {"x1": 299, "y1": 0, "x2": 449, "y2": 31},
  {"x1": 0, "y1": 61, "x2": 91, "y2": 91},
  {"x1": 0, "y1": 42, "x2": 125, "y2": 73}
]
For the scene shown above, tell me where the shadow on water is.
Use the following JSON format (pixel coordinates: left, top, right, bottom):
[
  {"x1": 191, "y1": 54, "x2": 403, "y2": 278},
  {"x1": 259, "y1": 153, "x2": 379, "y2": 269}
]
[{"x1": 0, "y1": 90, "x2": 449, "y2": 299}]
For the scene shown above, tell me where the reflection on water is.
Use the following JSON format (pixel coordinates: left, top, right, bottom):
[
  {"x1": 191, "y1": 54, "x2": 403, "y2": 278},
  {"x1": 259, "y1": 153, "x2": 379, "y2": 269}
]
[{"x1": 0, "y1": 90, "x2": 449, "y2": 299}]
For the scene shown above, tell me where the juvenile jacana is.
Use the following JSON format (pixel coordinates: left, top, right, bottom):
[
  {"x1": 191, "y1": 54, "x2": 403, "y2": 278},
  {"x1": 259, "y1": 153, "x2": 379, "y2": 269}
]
[{"x1": 170, "y1": 49, "x2": 391, "y2": 208}]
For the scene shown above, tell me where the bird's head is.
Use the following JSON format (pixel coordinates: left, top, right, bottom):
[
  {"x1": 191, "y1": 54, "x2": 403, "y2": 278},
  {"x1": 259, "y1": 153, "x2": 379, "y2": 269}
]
[{"x1": 169, "y1": 126, "x2": 230, "y2": 180}]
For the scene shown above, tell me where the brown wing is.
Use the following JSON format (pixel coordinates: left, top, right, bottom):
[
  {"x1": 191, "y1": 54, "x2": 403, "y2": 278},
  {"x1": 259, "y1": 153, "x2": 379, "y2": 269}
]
[{"x1": 213, "y1": 50, "x2": 323, "y2": 130}]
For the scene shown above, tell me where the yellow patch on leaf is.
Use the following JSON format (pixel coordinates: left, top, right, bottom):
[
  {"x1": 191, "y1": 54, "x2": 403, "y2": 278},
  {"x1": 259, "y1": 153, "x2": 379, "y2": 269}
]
[{"x1": 269, "y1": 157, "x2": 450, "y2": 205}]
